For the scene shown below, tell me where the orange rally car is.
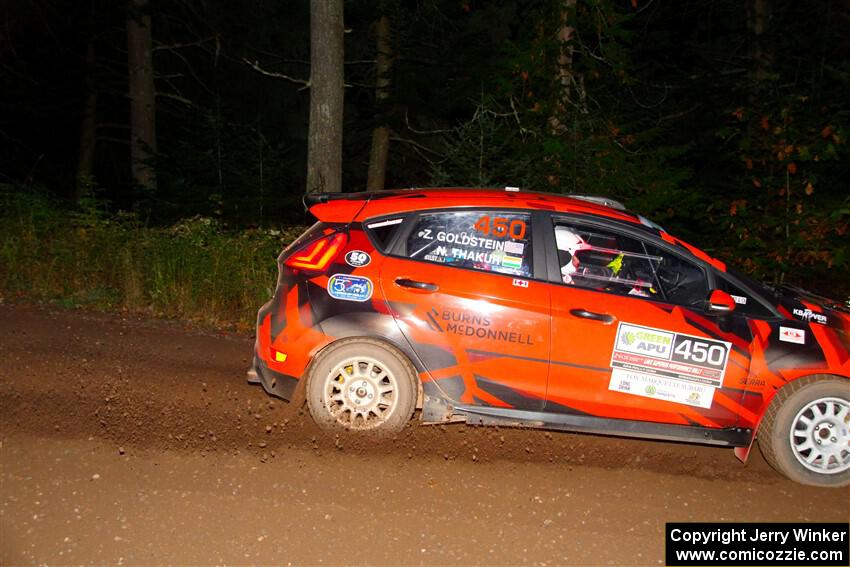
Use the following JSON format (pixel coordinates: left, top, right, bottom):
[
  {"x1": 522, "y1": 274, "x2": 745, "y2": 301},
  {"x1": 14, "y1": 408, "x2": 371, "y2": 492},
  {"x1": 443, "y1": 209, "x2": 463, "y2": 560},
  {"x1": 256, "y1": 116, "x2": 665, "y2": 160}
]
[{"x1": 248, "y1": 188, "x2": 850, "y2": 487}]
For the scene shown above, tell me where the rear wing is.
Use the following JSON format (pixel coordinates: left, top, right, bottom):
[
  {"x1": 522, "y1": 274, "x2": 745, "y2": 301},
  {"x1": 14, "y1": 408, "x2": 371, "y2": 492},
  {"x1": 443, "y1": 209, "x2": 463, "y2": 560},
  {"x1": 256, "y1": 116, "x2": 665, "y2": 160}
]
[
  {"x1": 303, "y1": 192, "x2": 374, "y2": 223},
  {"x1": 302, "y1": 188, "x2": 631, "y2": 222},
  {"x1": 303, "y1": 192, "x2": 375, "y2": 207}
]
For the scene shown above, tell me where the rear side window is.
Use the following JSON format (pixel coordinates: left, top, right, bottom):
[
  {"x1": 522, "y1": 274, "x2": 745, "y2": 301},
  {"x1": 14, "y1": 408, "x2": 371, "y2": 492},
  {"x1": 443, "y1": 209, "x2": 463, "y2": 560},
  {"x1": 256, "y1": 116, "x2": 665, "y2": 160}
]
[
  {"x1": 364, "y1": 217, "x2": 405, "y2": 251},
  {"x1": 404, "y1": 211, "x2": 533, "y2": 277}
]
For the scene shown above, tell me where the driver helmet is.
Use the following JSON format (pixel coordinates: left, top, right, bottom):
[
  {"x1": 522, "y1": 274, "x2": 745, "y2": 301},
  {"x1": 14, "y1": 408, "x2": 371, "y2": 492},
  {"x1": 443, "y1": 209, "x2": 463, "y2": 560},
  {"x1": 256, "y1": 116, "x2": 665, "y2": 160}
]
[
  {"x1": 555, "y1": 227, "x2": 588, "y2": 256},
  {"x1": 555, "y1": 227, "x2": 590, "y2": 283}
]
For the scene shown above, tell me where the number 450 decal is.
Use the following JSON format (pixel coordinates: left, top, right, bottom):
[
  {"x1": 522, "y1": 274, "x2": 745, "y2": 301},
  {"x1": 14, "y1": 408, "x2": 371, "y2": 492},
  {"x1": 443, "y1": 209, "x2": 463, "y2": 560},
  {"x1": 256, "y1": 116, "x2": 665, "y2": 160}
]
[
  {"x1": 672, "y1": 338, "x2": 728, "y2": 368},
  {"x1": 473, "y1": 216, "x2": 527, "y2": 239}
]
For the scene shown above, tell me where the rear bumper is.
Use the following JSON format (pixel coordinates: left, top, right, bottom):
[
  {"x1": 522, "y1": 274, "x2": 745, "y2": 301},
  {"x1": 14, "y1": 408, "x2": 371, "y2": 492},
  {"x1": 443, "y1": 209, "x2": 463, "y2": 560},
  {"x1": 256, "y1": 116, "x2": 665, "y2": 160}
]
[{"x1": 250, "y1": 353, "x2": 299, "y2": 401}]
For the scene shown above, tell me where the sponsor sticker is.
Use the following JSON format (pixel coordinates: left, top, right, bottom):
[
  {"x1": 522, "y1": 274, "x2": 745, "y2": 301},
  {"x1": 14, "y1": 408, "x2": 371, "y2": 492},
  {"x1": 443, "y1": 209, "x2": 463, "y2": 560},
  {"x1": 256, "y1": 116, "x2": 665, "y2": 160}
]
[
  {"x1": 344, "y1": 250, "x2": 371, "y2": 267},
  {"x1": 504, "y1": 241, "x2": 525, "y2": 255},
  {"x1": 731, "y1": 294, "x2": 748, "y2": 305},
  {"x1": 609, "y1": 368, "x2": 715, "y2": 408},
  {"x1": 432, "y1": 307, "x2": 534, "y2": 345},
  {"x1": 610, "y1": 322, "x2": 731, "y2": 388},
  {"x1": 792, "y1": 307, "x2": 828, "y2": 325},
  {"x1": 779, "y1": 326, "x2": 806, "y2": 344},
  {"x1": 327, "y1": 274, "x2": 373, "y2": 302}
]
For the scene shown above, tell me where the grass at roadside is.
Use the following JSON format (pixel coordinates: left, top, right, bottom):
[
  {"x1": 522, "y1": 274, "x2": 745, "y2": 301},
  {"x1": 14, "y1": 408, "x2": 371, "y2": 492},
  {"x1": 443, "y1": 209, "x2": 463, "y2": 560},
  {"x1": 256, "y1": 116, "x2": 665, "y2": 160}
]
[
  {"x1": 2, "y1": 185, "x2": 847, "y2": 331},
  {"x1": 0, "y1": 187, "x2": 303, "y2": 329}
]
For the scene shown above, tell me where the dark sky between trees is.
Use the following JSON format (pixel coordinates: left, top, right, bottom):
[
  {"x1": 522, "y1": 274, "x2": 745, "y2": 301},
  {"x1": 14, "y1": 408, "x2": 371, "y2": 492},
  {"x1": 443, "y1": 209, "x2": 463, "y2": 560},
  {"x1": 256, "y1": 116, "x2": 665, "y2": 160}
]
[{"x1": 1, "y1": 0, "x2": 848, "y2": 290}]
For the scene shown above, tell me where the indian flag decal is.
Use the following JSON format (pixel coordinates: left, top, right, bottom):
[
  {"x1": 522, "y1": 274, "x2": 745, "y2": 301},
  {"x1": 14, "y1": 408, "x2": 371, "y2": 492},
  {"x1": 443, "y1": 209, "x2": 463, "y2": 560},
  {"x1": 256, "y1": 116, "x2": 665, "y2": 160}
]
[{"x1": 501, "y1": 255, "x2": 523, "y2": 269}]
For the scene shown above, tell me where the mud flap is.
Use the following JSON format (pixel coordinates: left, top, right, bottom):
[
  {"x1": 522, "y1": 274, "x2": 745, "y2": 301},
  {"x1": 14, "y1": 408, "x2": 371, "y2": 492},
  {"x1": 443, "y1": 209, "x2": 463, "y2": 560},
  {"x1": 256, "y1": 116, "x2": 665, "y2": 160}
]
[
  {"x1": 734, "y1": 425, "x2": 759, "y2": 463},
  {"x1": 421, "y1": 392, "x2": 461, "y2": 423},
  {"x1": 734, "y1": 444, "x2": 753, "y2": 463}
]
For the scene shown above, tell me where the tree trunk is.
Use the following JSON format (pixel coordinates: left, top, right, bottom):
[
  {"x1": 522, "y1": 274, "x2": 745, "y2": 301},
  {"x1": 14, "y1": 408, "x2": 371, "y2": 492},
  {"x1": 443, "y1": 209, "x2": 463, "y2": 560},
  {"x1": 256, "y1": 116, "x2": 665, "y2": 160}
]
[
  {"x1": 127, "y1": 0, "x2": 157, "y2": 194},
  {"x1": 307, "y1": 0, "x2": 344, "y2": 194},
  {"x1": 366, "y1": 14, "x2": 392, "y2": 192},
  {"x1": 747, "y1": 0, "x2": 771, "y2": 91},
  {"x1": 76, "y1": 37, "x2": 97, "y2": 201},
  {"x1": 549, "y1": 0, "x2": 577, "y2": 134}
]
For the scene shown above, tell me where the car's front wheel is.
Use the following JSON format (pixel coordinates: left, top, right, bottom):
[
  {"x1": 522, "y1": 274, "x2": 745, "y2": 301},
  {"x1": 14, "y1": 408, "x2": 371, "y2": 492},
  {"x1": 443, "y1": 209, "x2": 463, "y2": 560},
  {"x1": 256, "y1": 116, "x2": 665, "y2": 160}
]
[
  {"x1": 758, "y1": 375, "x2": 850, "y2": 487},
  {"x1": 306, "y1": 338, "x2": 418, "y2": 433}
]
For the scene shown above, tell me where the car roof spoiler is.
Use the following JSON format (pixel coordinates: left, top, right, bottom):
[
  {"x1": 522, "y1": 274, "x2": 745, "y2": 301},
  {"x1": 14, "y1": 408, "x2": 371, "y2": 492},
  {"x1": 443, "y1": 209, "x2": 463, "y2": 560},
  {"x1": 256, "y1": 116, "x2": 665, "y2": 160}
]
[
  {"x1": 303, "y1": 192, "x2": 374, "y2": 208},
  {"x1": 303, "y1": 192, "x2": 380, "y2": 223}
]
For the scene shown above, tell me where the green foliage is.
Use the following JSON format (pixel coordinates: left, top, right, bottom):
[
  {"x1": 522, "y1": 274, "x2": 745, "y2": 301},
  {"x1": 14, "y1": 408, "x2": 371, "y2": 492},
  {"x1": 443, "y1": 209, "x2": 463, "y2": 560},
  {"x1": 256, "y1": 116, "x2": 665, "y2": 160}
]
[
  {"x1": 425, "y1": 0, "x2": 849, "y2": 297},
  {"x1": 428, "y1": 0, "x2": 694, "y2": 231},
  {"x1": 0, "y1": 186, "x2": 303, "y2": 329},
  {"x1": 5, "y1": 0, "x2": 849, "y2": 305},
  {"x1": 713, "y1": 95, "x2": 849, "y2": 290}
]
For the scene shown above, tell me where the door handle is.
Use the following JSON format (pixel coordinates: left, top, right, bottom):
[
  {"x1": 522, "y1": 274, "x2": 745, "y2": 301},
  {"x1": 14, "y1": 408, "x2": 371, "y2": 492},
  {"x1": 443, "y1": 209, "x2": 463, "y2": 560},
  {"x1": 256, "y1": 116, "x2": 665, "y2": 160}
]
[
  {"x1": 395, "y1": 278, "x2": 439, "y2": 292},
  {"x1": 569, "y1": 308, "x2": 616, "y2": 324}
]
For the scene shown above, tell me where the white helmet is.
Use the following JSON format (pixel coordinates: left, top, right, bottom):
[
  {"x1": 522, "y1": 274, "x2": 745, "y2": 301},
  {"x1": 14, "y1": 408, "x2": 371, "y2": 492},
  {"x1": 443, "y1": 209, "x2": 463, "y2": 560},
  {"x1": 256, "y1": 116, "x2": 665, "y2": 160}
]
[
  {"x1": 555, "y1": 227, "x2": 589, "y2": 284},
  {"x1": 555, "y1": 227, "x2": 588, "y2": 256}
]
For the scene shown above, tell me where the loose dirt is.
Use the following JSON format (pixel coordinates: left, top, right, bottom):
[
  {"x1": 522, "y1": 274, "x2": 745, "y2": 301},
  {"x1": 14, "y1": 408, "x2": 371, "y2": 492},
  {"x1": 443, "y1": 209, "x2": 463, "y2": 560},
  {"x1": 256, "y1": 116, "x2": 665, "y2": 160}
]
[{"x1": 1, "y1": 303, "x2": 847, "y2": 565}]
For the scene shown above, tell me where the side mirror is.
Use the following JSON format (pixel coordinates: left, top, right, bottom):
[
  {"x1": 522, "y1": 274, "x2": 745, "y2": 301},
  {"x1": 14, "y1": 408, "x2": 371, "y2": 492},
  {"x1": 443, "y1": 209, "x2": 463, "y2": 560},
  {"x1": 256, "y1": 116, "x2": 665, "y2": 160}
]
[{"x1": 706, "y1": 289, "x2": 736, "y2": 315}]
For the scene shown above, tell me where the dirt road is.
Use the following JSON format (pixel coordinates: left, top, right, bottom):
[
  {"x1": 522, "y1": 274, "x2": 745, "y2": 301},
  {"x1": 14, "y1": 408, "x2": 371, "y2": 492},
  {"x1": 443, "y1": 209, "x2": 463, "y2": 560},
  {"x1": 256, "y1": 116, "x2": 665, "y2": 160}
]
[{"x1": 1, "y1": 303, "x2": 847, "y2": 566}]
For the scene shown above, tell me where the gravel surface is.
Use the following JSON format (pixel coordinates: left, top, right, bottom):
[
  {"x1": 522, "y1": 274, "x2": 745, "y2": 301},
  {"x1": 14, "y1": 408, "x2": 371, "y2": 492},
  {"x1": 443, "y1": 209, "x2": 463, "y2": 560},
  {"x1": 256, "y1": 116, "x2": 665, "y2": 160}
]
[{"x1": 1, "y1": 303, "x2": 847, "y2": 565}]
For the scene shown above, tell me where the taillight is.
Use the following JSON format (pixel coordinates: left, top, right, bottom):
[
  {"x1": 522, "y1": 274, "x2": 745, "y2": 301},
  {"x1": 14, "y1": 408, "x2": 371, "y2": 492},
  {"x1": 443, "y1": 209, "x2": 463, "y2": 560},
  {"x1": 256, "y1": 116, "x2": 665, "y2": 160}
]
[{"x1": 284, "y1": 232, "x2": 347, "y2": 271}]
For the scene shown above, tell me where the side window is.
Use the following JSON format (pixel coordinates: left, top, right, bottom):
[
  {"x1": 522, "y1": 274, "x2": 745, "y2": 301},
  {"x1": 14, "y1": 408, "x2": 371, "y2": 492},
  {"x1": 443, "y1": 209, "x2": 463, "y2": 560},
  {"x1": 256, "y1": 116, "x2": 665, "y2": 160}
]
[
  {"x1": 553, "y1": 221, "x2": 708, "y2": 306},
  {"x1": 405, "y1": 211, "x2": 532, "y2": 277},
  {"x1": 365, "y1": 217, "x2": 405, "y2": 251},
  {"x1": 554, "y1": 221, "x2": 661, "y2": 297},
  {"x1": 715, "y1": 275, "x2": 775, "y2": 318},
  {"x1": 645, "y1": 244, "x2": 709, "y2": 306}
]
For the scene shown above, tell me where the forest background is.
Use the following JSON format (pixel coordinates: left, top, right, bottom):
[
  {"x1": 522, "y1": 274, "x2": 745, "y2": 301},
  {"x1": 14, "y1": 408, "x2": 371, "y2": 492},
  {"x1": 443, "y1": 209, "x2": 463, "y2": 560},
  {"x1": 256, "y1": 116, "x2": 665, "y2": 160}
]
[{"x1": 1, "y1": 0, "x2": 848, "y2": 327}]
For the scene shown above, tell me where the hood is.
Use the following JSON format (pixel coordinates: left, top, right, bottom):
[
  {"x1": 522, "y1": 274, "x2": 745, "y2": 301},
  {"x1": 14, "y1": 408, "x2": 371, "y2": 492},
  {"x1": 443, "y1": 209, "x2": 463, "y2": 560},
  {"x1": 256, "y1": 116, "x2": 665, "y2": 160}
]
[{"x1": 776, "y1": 284, "x2": 850, "y2": 332}]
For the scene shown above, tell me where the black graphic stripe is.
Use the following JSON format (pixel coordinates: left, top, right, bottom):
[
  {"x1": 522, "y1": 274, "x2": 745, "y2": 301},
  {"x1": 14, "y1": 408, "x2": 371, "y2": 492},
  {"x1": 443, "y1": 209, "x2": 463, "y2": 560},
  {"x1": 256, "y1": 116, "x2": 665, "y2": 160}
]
[
  {"x1": 683, "y1": 314, "x2": 750, "y2": 358},
  {"x1": 720, "y1": 386, "x2": 764, "y2": 398},
  {"x1": 466, "y1": 349, "x2": 610, "y2": 374}
]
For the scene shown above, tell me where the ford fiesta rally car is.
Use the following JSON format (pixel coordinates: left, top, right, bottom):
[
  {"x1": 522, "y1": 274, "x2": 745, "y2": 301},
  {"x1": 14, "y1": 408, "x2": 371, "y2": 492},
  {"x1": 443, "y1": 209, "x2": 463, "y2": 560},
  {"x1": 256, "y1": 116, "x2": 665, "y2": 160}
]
[{"x1": 248, "y1": 188, "x2": 850, "y2": 487}]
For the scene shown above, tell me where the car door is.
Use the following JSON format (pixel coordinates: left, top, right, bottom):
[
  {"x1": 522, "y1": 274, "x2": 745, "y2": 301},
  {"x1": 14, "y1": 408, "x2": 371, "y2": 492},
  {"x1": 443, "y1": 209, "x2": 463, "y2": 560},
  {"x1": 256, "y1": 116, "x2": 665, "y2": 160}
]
[
  {"x1": 380, "y1": 209, "x2": 551, "y2": 411},
  {"x1": 543, "y1": 215, "x2": 752, "y2": 428}
]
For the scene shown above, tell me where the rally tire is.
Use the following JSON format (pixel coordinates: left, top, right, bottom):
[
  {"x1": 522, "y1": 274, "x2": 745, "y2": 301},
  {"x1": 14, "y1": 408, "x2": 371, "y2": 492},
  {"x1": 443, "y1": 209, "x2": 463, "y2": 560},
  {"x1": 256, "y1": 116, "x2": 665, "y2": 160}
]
[
  {"x1": 306, "y1": 338, "x2": 417, "y2": 434},
  {"x1": 758, "y1": 375, "x2": 850, "y2": 487}
]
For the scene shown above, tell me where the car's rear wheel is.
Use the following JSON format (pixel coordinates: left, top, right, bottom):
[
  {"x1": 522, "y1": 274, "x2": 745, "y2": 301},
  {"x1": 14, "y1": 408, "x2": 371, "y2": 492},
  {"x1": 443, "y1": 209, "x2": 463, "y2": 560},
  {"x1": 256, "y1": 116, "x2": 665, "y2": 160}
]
[
  {"x1": 758, "y1": 375, "x2": 850, "y2": 487},
  {"x1": 306, "y1": 338, "x2": 417, "y2": 433}
]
